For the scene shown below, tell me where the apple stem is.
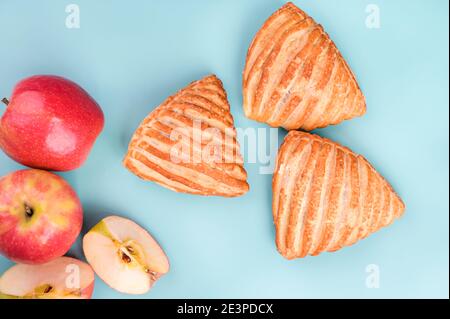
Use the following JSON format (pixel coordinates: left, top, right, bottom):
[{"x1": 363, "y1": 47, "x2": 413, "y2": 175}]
[
  {"x1": 1, "y1": 98, "x2": 9, "y2": 106},
  {"x1": 24, "y1": 204, "x2": 34, "y2": 218}
]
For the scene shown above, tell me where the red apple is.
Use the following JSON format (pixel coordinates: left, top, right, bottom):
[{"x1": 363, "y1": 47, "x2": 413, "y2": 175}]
[
  {"x1": 0, "y1": 257, "x2": 95, "y2": 299},
  {"x1": 0, "y1": 169, "x2": 83, "y2": 264},
  {"x1": 0, "y1": 75, "x2": 104, "y2": 171}
]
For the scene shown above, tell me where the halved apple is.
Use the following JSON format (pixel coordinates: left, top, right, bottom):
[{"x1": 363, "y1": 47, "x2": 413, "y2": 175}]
[
  {"x1": 0, "y1": 257, "x2": 95, "y2": 299},
  {"x1": 83, "y1": 216, "x2": 169, "y2": 295}
]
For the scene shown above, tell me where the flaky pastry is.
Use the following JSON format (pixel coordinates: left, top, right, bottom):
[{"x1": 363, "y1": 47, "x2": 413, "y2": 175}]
[
  {"x1": 243, "y1": 2, "x2": 366, "y2": 130},
  {"x1": 124, "y1": 75, "x2": 249, "y2": 197},
  {"x1": 273, "y1": 131, "x2": 405, "y2": 259}
]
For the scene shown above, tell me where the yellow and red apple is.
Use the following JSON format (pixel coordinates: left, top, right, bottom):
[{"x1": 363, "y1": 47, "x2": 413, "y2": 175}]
[
  {"x1": 0, "y1": 169, "x2": 83, "y2": 264},
  {"x1": 0, "y1": 257, "x2": 94, "y2": 299}
]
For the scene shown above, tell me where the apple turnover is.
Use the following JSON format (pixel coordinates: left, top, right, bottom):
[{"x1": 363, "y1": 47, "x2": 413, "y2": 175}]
[
  {"x1": 273, "y1": 131, "x2": 405, "y2": 259},
  {"x1": 243, "y1": 2, "x2": 366, "y2": 131},
  {"x1": 124, "y1": 75, "x2": 249, "y2": 197}
]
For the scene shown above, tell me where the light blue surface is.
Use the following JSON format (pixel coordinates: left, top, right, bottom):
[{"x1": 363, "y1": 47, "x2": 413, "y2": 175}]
[{"x1": 0, "y1": 0, "x2": 448, "y2": 299}]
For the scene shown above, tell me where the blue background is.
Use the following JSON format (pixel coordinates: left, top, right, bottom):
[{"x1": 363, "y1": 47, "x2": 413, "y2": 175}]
[{"x1": 0, "y1": 0, "x2": 448, "y2": 298}]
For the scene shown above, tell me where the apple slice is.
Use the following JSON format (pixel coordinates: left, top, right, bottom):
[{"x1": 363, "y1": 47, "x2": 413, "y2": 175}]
[
  {"x1": 83, "y1": 216, "x2": 169, "y2": 295},
  {"x1": 0, "y1": 257, "x2": 94, "y2": 299}
]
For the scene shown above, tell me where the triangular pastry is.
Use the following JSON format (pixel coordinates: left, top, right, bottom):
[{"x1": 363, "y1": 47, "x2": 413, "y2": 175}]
[
  {"x1": 243, "y1": 2, "x2": 366, "y2": 131},
  {"x1": 124, "y1": 75, "x2": 249, "y2": 197},
  {"x1": 272, "y1": 131, "x2": 405, "y2": 259}
]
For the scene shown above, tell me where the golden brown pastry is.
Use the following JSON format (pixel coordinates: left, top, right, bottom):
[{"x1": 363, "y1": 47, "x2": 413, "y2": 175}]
[
  {"x1": 243, "y1": 2, "x2": 366, "y2": 131},
  {"x1": 272, "y1": 131, "x2": 405, "y2": 259},
  {"x1": 124, "y1": 75, "x2": 249, "y2": 197}
]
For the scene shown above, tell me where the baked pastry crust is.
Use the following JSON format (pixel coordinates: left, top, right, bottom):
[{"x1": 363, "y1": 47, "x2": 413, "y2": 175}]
[
  {"x1": 272, "y1": 131, "x2": 405, "y2": 259},
  {"x1": 243, "y1": 2, "x2": 366, "y2": 131},
  {"x1": 124, "y1": 75, "x2": 249, "y2": 197}
]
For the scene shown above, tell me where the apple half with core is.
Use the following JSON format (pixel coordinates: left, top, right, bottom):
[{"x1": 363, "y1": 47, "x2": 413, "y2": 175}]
[
  {"x1": 83, "y1": 216, "x2": 169, "y2": 295},
  {"x1": 0, "y1": 169, "x2": 83, "y2": 264},
  {"x1": 0, "y1": 75, "x2": 104, "y2": 171},
  {"x1": 0, "y1": 257, "x2": 95, "y2": 299}
]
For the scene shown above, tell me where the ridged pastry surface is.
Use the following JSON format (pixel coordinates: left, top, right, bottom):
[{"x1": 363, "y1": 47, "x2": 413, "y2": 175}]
[
  {"x1": 272, "y1": 131, "x2": 405, "y2": 259},
  {"x1": 124, "y1": 75, "x2": 249, "y2": 197},
  {"x1": 243, "y1": 2, "x2": 366, "y2": 131}
]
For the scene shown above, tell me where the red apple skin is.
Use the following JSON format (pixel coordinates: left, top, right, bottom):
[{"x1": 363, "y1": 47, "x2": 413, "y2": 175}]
[
  {"x1": 0, "y1": 169, "x2": 83, "y2": 264},
  {"x1": 79, "y1": 281, "x2": 95, "y2": 299},
  {"x1": 0, "y1": 75, "x2": 104, "y2": 171}
]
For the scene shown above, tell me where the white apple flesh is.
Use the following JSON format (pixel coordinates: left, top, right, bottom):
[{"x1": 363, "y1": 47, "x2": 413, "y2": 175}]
[
  {"x1": 0, "y1": 257, "x2": 95, "y2": 299},
  {"x1": 83, "y1": 216, "x2": 169, "y2": 295}
]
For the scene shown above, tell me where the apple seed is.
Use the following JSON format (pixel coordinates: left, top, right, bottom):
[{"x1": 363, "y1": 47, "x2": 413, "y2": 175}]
[
  {"x1": 44, "y1": 285, "x2": 53, "y2": 294},
  {"x1": 120, "y1": 251, "x2": 132, "y2": 263}
]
